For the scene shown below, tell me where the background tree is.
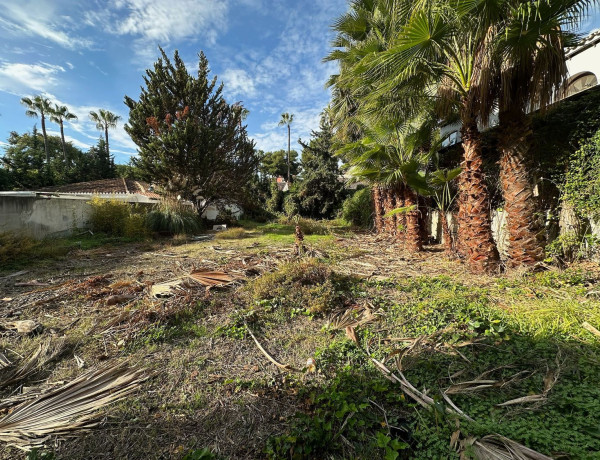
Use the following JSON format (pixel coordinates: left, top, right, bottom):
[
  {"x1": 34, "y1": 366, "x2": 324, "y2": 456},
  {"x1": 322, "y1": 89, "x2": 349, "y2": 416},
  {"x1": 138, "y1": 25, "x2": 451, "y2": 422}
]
[
  {"x1": 50, "y1": 104, "x2": 78, "y2": 162},
  {"x1": 294, "y1": 112, "x2": 345, "y2": 219},
  {"x1": 0, "y1": 129, "x2": 112, "y2": 189},
  {"x1": 89, "y1": 109, "x2": 121, "y2": 159},
  {"x1": 278, "y1": 112, "x2": 294, "y2": 182},
  {"x1": 124, "y1": 48, "x2": 258, "y2": 214},
  {"x1": 259, "y1": 149, "x2": 300, "y2": 178},
  {"x1": 20, "y1": 96, "x2": 52, "y2": 163}
]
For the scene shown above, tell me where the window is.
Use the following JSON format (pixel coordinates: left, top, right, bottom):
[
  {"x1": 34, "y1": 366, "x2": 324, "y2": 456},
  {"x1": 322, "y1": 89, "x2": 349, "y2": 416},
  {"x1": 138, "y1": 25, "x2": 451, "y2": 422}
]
[{"x1": 566, "y1": 72, "x2": 598, "y2": 97}]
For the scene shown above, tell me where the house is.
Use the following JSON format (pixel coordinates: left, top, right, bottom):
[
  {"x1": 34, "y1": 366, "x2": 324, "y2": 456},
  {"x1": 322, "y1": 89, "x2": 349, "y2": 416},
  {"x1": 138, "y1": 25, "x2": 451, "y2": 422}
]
[{"x1": 441, "y1": 29, "x2": 600, "y2": 146}]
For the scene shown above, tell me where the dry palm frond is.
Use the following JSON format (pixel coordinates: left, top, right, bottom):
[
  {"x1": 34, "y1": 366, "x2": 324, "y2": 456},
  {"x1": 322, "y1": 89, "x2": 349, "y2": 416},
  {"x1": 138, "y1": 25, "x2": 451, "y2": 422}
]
[
  {"x1": 463, "y1": 434, "x2": 553, "y2": 460},
  {"x1": 151, "y1": 270, "x2": 235, "y2": 298},
  {"x1": 188, "y1": 270, "x2": 235, "y2": 286},
  {"x1": 0, "y1": 362, "x2": 147, "y2": 450},
  {"x1": 328, "y1": 304, "x2": 382, "y2": 330},
  {"x1": 0, "y1": 339, "x2": 66, "y2": 391}
]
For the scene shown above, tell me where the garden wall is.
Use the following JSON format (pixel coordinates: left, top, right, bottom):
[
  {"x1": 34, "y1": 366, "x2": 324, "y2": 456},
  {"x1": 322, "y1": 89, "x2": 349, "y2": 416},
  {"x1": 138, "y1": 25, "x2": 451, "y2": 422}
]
[{"x1": 0, "y1": 193, "x2": 91, "y2": 239}]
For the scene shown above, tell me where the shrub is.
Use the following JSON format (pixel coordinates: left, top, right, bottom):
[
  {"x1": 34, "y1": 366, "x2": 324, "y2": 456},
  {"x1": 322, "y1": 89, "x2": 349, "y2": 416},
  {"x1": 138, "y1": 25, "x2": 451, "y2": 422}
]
[
  {"x1": 88, "y1": 197, "x2": 131, "y2": 235},
  {"x1": 341, "y1": 187, "x2": 373, "y2": 228},
  {"x1": 216, "y1": 227, "x2": 246, "y2": 239},
  {"x1": 247, "y1": 259, "x2": 346, "y2": 314},
  {"x1": 146, "y1": 200, "x2": 200, "y2": 235},
  {"x1": 88, "y1": 197, "x2": 149, "y2": 238}
]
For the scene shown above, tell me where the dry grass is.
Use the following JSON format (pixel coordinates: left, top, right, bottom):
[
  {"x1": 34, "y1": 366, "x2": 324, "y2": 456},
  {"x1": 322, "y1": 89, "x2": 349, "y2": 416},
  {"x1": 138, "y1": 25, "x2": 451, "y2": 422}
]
[{"x1": 0, "y1": 229, "x2": 598, "y2": 458}]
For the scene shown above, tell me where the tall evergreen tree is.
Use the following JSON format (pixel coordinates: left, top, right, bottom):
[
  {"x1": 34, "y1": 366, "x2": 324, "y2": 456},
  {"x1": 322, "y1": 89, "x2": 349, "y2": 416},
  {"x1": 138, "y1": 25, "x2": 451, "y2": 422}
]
[
  {"x1": 124, "y1": 48, "x2": 258, "y2": 213},
  {"x1": 295, "y1": 112, "x2": 345, "y2": 219}
]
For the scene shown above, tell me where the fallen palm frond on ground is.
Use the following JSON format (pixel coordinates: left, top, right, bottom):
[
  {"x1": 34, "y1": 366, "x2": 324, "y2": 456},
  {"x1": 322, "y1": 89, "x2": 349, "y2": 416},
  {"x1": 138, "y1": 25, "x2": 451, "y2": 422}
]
[
  {"x1": 0, "y1": 339, "x2": 66, "y2": 392},
  {"x1": 344, "y1": 326, "x2": 553, "y2": 460},
  {"x1": 0, "y1": 362, "x2": 147, "y2": 450},
  {"x1": 459, "y1": 434, "x2": 553, "y2": 460},
  {"x1": 328, "y1": 303, "x2": 382, "y2": 330},
  {"x1": 151, "y1": 270, "x2": 236, "y2": 298}
]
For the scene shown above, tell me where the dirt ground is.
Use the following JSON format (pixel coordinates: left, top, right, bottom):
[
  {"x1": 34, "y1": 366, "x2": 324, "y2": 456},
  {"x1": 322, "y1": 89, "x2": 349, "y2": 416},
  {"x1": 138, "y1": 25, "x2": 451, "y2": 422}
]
[{"x1": 0, "y1": 230, "x2": 595, "y2": 459}]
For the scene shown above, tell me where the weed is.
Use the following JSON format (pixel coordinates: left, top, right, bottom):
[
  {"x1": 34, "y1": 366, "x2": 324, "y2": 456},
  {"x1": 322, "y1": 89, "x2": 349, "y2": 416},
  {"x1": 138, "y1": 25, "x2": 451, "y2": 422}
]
[
  {"x1": 266, "y1": 370, "x2": 410, "y2": 459},
  {"x1": 247, "y1": 259, "x2": 349, "y2": 314}
]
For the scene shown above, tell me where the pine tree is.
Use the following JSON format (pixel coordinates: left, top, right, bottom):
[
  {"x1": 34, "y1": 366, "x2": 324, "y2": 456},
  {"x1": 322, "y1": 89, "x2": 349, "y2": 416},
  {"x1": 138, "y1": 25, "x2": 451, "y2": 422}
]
[
  {"x1": 294, "y1": 112, "x2": 345, "y2": 219},
  {"x1": 124, "y1": 48, "x2": 257, "y2": 214}
]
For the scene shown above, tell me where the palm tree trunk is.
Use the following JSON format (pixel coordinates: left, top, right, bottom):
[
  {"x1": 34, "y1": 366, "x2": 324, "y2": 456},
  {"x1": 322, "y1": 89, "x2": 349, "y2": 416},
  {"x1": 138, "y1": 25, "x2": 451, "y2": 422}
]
[
  {"x1": 404, "y1": 186, "x2": 422, "y2": 252},
  {"x1": 418, "y1": 196, "x2": 429, "y2": 245},
  {"x1": 104, "y1": 126, "x2": 110, "y2": 159},
  {"x1": 498, "y1": 109, "x2": 544, "y2": 267},
  {"x1": 458, "y1": 117, "x2": 499, "y2": 273},
  {"x1": 373, "y1": 186, "x2": 384, "y2": 233},
  {"x1": 60, "y1": 122, "x2": 67, "y2": 162},
  {"x1": 382, "y1": 187, "x2": 395, "y2": 235},
  {"x1": 41, "y1": 114, "x2": 49, "y2": 163},
  {"x1": 440, "y1": 210, "x2": 453, "y2": 254},
  {"x1": 287, "y1": 125, "x2": 291, "y2": 183},
  {"x1": 395, "y1": 184, "x2": 406, "y2": 245}
]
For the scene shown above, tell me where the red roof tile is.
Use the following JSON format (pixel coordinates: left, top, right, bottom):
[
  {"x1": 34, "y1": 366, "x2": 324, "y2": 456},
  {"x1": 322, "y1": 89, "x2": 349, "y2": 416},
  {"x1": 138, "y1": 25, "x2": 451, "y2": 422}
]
[{"x1": 38, "y1": 178, "x2": 161, "y2": 199}]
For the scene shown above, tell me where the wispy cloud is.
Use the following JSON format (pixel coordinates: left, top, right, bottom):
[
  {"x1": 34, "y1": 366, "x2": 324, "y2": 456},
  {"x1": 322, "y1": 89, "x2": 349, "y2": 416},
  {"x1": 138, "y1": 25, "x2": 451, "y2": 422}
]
[
  {"x1": 0, "y1": 1, "x2": 93, "y2": 50},
  {"x1": 0, "y1": 62, "x2": 65, "y2": 94},
  {"x1": 221, "y1": 68, "x2": 257, "y2": 99},
  {"x1": 111, "y1": 0, "x2": 229, "y2": 43}
]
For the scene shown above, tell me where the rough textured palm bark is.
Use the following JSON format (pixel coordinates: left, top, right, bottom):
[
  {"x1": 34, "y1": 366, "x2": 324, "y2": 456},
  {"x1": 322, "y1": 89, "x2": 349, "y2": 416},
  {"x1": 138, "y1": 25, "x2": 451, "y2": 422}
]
[
  {"x1": 382, "y1": 187, "x2": 396, "y2": 235},
  {"x1": 418, "y1": 196, "x2": 429, "y2": 246},
  {"x1": 394, "y1": 184, "x2": 406, "y2": 245},
  {"x1": 440, "y1": 211, "x2": 453, "y2": 254},
  {"x1": 372, "y1": 186, "x2": 384, "y2": 233},
  {"x1": 404, "y1": 187, "x2": 422, "y2": 252},
  {"x1": 458, "y1": 119, "x2": 499, "y2": 273},
  {"x1": 498, "y1": 110, "x2": 545, "y2": 267}
]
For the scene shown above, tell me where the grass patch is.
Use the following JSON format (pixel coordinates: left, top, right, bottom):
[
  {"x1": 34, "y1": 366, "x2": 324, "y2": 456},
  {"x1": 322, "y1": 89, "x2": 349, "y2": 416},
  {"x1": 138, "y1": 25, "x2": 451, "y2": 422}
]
[{"x1": 215, "y1": 227, "x2": 247, "y2": 240}]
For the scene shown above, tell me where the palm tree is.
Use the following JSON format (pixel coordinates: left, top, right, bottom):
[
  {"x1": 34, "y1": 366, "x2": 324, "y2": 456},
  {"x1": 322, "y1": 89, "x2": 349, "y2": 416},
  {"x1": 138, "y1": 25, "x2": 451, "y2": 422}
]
[
  {"x1": 278, "y1": 113, "x2": 294, "y2": 183},
  {"x1": 340, "y1": 118, "x2": 432, "y2": 252},
  {"x1": 430, "y1": 167, "x2": 462, "y2": 254},
  {"x1": 356, "y1": 4, "x2": 500, "y2": 272},
  {"x1": 89, "y1": 109, "x2": 121, "y2": 159},
  {"x1": 50, "y1": 104, "x2": 78, "y2": 162},
  {"x1": 488, "y1": 0, "x2": 588, "y2": 267},
  {"x1": 20, "y1": 96, "x2": 52, "y2": 163}
]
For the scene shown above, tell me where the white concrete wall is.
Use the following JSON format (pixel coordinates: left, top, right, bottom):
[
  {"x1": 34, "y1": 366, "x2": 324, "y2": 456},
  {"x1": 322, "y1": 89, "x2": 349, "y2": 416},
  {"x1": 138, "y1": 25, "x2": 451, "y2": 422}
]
[
  {"x1": 0, "y1": 194, "x2": 91, "y2": 239},
  {"x1": 566, "y1": 42, "x2": 600, "y2": 85}
]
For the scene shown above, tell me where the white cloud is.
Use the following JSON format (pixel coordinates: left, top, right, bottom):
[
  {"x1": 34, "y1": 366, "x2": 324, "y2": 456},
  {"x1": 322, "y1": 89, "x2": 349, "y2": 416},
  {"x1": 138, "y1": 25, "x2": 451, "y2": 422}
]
[
  {"x1": 111, "y1": 0, "x2": 229, "y2": 43},
  {"x1": 221, "y1": 68, "x2": 257, "y2": 98},
  {"x1": 0, "y1": 2, "x2": 93, "y2": 50},
  {"x1": 0, "y1": 62, "x2": 65, "y2": 93}
]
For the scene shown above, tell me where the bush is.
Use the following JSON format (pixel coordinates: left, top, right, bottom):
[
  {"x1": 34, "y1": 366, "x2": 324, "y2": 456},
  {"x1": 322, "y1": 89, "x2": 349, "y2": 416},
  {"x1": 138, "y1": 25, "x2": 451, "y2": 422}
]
[
  {"x1": 247, "y1": 259, "x2": 346, "y2": 314},
  {"x1": 340, "y1": 188, "x2": 373, "y2": 228},
  {"x1": 88, "y1": 197, "x2": 131, "y2": 235},
  {"x1": 146, "y1": 200, "x2": 201, "y2": 235},
  {"x1": 88, "y1": 197, "x2": 148, "y2": 238}
]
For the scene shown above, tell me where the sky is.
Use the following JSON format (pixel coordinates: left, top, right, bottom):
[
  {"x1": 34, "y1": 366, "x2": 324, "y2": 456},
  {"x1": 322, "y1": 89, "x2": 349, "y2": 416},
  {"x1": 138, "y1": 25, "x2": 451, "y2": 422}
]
[
  {"x1": 0, "y1": 0, "x2": 348, "y2": 164},
  {"x1": 0, "y1": 1, "x2": 599, "y2": 165}
]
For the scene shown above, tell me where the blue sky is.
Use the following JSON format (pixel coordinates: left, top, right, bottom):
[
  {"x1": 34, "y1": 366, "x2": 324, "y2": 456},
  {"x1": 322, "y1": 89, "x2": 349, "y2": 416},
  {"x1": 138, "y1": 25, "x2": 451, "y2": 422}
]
[
  {"x1": 0, "y1": 1, "x2": 599, "y2": 165},
  {"x1": 0, "y1": 0, "x2": 347, "y2": 164}
]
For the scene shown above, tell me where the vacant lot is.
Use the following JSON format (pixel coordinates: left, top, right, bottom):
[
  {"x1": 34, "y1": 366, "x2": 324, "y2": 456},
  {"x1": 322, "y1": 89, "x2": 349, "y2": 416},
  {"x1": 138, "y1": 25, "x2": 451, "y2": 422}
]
[{"x1": 1, "y1": 223, "x2": 599, "y2": 459}]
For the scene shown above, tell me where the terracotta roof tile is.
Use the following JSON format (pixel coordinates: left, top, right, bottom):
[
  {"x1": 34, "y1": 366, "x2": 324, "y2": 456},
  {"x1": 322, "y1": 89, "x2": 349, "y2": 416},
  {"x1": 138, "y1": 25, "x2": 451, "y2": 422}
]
[{"x1": 38, "y1": 178, "x2": 161, "y2": 199}]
